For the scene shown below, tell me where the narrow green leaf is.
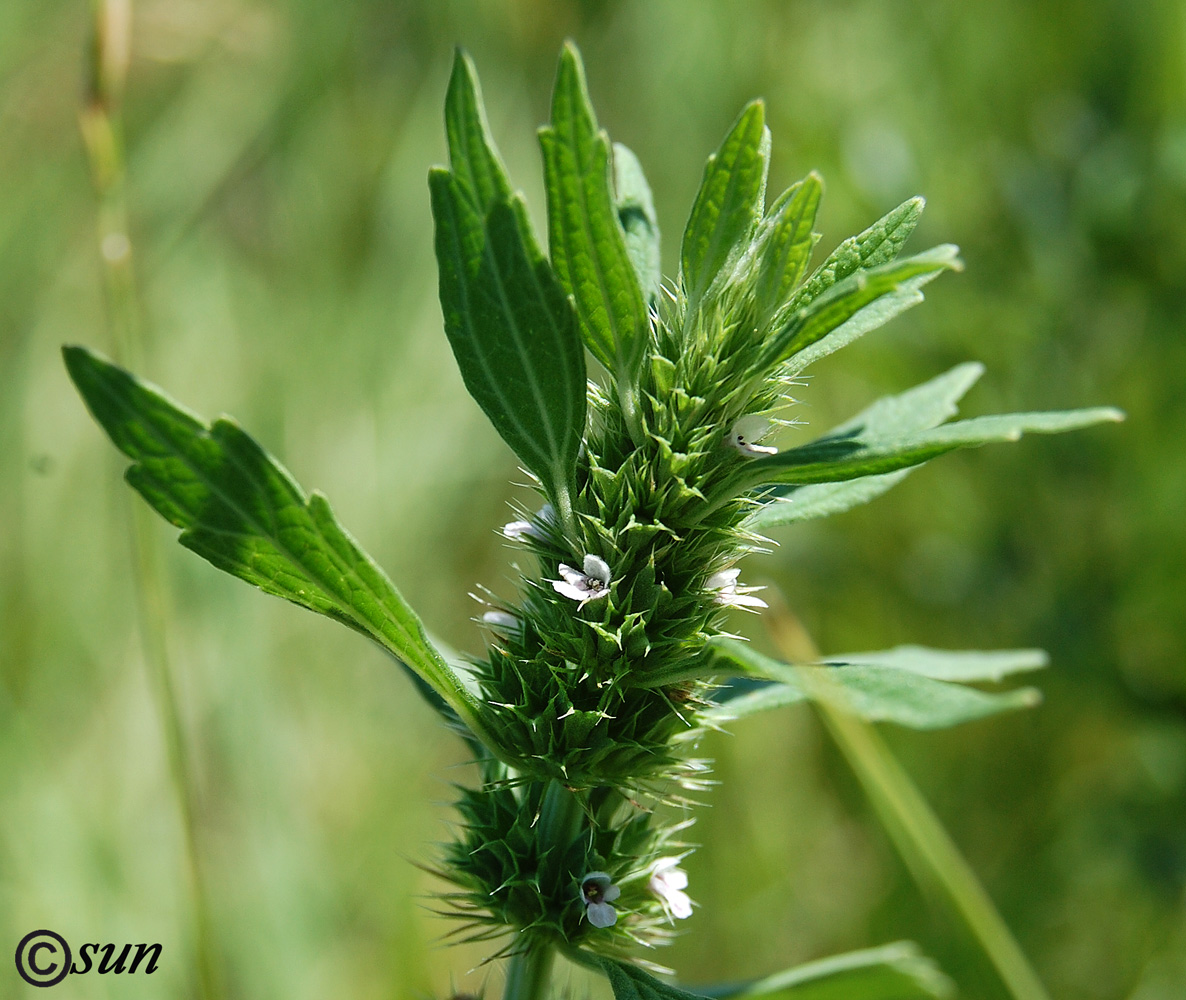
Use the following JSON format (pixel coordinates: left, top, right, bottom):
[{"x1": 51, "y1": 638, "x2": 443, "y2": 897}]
[
  {"x1": 614, "y1": 142, "x2": 661, "y2": 301},
  {"x1": 681, "y1": 101, "x2": 770, "y2": 309},
  {"x1": 747, "y1": 364, "x2": 986, "y2": 529},
  {"x1": 539, "y1": 43, "x2": 649, "y2": 386},
  {"x1": 746, "y1": 471, "x2": 913, "y2": 529},
  {"x1": 430, "y1": 170, "x2": 586, "y2": 510},
  {"x1": 696, "y1": 941, "x2": 953, "y2": 1000},
  {"x1": 62, "y1": 345, "x2": 501, "y2": 750},
  {"x1": 736, "y1": 406, "x2": 1124, "y2": 492},
  {"x1": 752, "y1": 173, "x2": 823, "y2": 323},
  {"x1": 789, "y1": 196, "x2": 925, "y2": 313},
  {"x1": 598, "y1": 958, "x2": 708, "y2": 1000},
  {"x1": 444, "y1": 48, "x2": 512, "y2": 211},
  {"x1": 763, "y1": 245, "x2": 961, "y2": 368},
  {"x1": 827, "y1": 646, "x2": 1049, "y2": 683},
  {"x1": 704, "y1": 639, "x2": 1042, "y2": 729}
]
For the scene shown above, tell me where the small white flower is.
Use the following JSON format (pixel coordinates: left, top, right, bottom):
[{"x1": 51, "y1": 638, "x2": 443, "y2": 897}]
[
  {"x1": 649, "y1": 858, "x2": 692, "y2": 920},
  {"x1": 580, "y1": 871, "x2": 620, "y2": 928},
  {"x1": 551, "y1": 554, "x2": 613, "y2": 607},
  {"x1": 501, "y1": 504, "x2": 555, "y2": 541},
  {"x1": 706, "y1": 568, "x2": 768, "y2": 609},
  {"x1": 728, "y1": 414, "x2": 778, "y2": 457}
]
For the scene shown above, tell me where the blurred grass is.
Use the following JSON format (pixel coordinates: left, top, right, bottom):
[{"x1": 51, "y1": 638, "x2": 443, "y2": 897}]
[{"x1": 2, "y1": 1, "x2": 1184, "y2": 999}]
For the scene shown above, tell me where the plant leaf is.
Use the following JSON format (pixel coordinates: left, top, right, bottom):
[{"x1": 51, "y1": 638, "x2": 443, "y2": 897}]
[
  {"x1": 539, "y1": 43, "x2": 648, "y2": 382},
  {"x1": 762, "y1": 245, "x2": 961, "y2": 368},
  {"x1": 735, "y1": 405, "x2": 1124, "y2": 493},
  {"x1": 598, "y1": 958, "x2": 708, "y2": 1000},
  {"x1": 703, "y1": 639, "x2": 1042, "y2": 729},
  {"x1": 751, "y1": 173, "x2": 823, "y2": 324},
  {"x1": 681, "y1": 101, "x2": 770, "y2": 310},
  {"x1": 444, "y1": 49, "x2": 512, "y2": 212},
  {"x1": 746, "y1": 363, "x2": 985, "y2": 529},
  {"x1": 613, "y1": 142, "x2": 661, "y2": 301},
  {"x1": 430, "y1": 171, "x2": 586, "y2": 511},
  {"x1": 695, "y1": 941, "x2": 953, "y2": 1000},
  {"x1": 789, "y1": 196, "x2": 925, "y2": 312},
  {"x1": 62, "y1": 345, "x2": 502, "y2": 752},
  {"x1": 826, "y1": 646, "x2": 1049, "y2": 683}
]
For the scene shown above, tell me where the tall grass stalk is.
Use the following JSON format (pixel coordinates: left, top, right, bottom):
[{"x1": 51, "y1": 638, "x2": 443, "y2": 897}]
[
  {"x1": 767, "y1": 601, "x2": 1054, "y2": 1000},
  {"x1": 79, "y1": 3, "x2": 219, "y2": 996}
]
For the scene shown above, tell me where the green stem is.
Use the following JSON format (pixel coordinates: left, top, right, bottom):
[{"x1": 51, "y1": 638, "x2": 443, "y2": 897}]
[
  {"x1": 769, "y1": 609, "x2": 1052, "y2": 1000},
  {"x1": 80, "y1": 5, "x2": 220, "y2": 997},
  {"x1": 503, "y1": 944, "x2": 556, "y2": 1000}
]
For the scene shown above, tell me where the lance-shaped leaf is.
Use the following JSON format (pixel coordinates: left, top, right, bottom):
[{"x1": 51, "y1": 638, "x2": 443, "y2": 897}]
[
  {"x1": 789, "y1": 196, "x2": 926, "y2": 313},
  {"x1": 444, "y1": 49, "x2": 512, "y2": 212},
  {"x1": 681, "y1": 101, "x2": 770, "y2": 310},
  {"x1": 751, "y1": 173, "x2": 823, "y2": 325},
  {"x1": 614, "y1": 142, "x2": 661, "y2": 301},
  {"x1": 732, "y1": 404, "x2": 1124, "y2": 493},
  {"x1": 430, "y1": 172, "x2": 586, "y2": 513},
  {"x1": 826, "y1": 646, "x2": 1048, "y2": 683},
  {"x1": 694, "y1": 942, "x2": 953, "y2": 1000},
  {"x1": 63, "y1": 346, "x2": 504, "y2": 754},
  {"x1": 760, "y1": 245, "x2": 961, "y2": 369},
  {"x1": 746, "y1": 363, "x2": 984, "y2": 529},
  {"x1": 702, "y1": 639, "x2": 1041, "y2": 730},
  {"x1": 540, "y1": 43, "x2": 648, "y2": 385}
]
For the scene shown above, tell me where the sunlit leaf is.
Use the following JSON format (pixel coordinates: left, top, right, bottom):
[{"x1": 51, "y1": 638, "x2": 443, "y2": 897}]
[
  {"x1": 62, "y1": 345, "x2": 501, "y2": 751},
  {"x1": 540, "y1": 43, "x2": 648, "y2": 383}
]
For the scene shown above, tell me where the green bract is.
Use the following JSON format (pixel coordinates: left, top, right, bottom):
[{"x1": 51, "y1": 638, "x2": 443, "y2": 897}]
[{"x1": 64, "y1": 41, "x2": 1122, "y2": 1000}]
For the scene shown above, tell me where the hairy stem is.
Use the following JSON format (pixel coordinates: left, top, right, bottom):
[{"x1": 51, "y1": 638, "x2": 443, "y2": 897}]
[{"x1": 503, "y1": 944, "x2": 556, "y2": 1000}]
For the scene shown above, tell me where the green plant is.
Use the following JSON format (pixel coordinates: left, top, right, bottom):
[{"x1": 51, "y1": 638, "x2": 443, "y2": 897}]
[{"x1": 65, "y1": 42, "x2": 1121, "y2": 1000}]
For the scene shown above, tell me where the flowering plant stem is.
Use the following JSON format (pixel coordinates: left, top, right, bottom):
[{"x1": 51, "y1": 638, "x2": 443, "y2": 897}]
[{"x1": 503, "y1": 945, "x2": 557, "y2": 1000}]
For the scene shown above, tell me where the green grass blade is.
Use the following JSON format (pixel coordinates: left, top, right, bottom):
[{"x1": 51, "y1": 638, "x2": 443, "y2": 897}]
[
  {"x1": 540, "y1": 43, "x2": 648, "y2": 385},
  {"x1": 696, "y1": 941, "x2": 953, "y2": 1000},
  {"x1": 680, "y1": 101, "x2": 770, "y2": 310},
  {"x1": 62, "y1": 345, "x2": 500, "y2": 751}
]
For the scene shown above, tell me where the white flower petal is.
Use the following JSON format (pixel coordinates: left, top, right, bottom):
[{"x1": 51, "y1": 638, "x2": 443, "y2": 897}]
[
  {"x1": 723, "y1": 592, "x2": 768, "y2": 609},
  {"x1": 706, "y1": 568, "x2": 740, "y2": 591},
  {"x1": 501, "y1": 519, "x2": 534, "y2": 540},
  {"x1": 603, "y1": 882, "x2": 621, "y2": 903},
  {"x1": 481, "y1": 611, "x2": 519, "y2": 629},
  {"x1": 587, "y1": 901, "x2": 617, "y2": 927},
  {"x1": 667, "y1": 890, "x2": 693, "y2": 919},
  {"x1": 552, "y1": 580, "x2": 592, "y2": 602},
  {"x1": 583, "y1": 554, "x2": 612, "y2": 584},
  {"x1": 729, "y1": 414, "x2": 779, "y2": 457},
  {"x1": 557, "y1": 563, "x2": 586, "y2": 585}
]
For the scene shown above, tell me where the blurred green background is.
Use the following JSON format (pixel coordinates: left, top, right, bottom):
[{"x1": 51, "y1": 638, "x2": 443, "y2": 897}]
[{"x1": 2, "y1": 1, "x2": 1184, "y2": 998}]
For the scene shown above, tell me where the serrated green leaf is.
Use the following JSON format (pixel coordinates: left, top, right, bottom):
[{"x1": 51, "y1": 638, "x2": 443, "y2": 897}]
[
  {"x1": 430, "y1": 170, "x2": 585, "y2": 514},
  {"x1": 747, "y1": 364, "x2": 986, "y2": 529},
  {"x1": 696, "y1": 942, "x2": 953, "y2": 1000},
  {"x1": 613, "y1": 142, "x2": 661, "y2": 301},
  {"x1": 62, "y1": 345, "x2": 502, "y2": 752},
  {"x1": 762, "y1": 245, "x2": 961, "y2": 368},
  {"x1": 703, "y1": 639, "x2": 1042, "y2": 729},
  {"x1": 598, "y1": 958, "x2": 708, "y2": 1000},
  {"x1": 734, "y1": 404, "x2": 1124, "y2": 493},
  {"x1": 681, "y1": 101, "x2": 770, "y2": 310},
  {"x1": 444, "y1": 48, "x2": 512, "y2": 211},
  {"x1": 826, "y1": 646, "x2": 1049, "y2": 683},
  {"x1": 540, "y1": 43, "x2": 648, "y2": 384},
  {"x1": 789, "y1": 196, "x2": 925, "y2": 313},
  {"x1": 752, "y1": 173, "x2": 823, "y2": 324}
]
